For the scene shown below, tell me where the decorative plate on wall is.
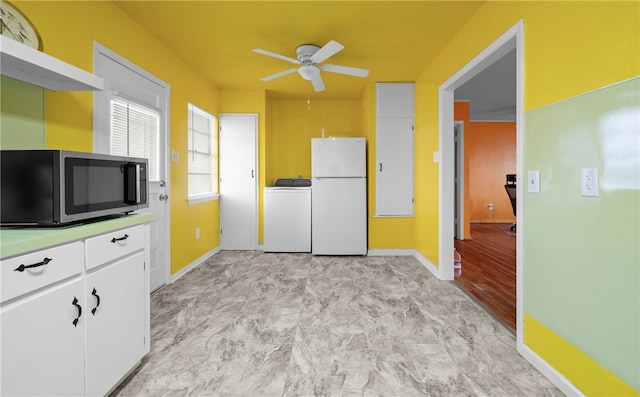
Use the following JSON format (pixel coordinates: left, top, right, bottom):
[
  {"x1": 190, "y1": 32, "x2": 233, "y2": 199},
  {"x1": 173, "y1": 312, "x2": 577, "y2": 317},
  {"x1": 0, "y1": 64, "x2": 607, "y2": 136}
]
[{"x1": 0, "y1": 1, "x2": 42, "y2": 51}]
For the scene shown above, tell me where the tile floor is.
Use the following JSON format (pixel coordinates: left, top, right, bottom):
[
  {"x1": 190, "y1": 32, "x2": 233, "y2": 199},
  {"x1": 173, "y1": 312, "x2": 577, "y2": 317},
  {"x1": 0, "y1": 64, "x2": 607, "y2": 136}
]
[{"x1": 112, "y1": 251, "x2": 562, "y2": 397}]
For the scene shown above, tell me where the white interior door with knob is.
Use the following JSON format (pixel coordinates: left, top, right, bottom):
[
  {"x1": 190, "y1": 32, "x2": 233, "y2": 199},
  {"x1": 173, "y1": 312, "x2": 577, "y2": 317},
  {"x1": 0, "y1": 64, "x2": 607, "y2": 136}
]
[
  {"x1": 93, "y1": 43, "x2": 169, "y2": 292},
  {"x1": 219, "y1": 114, "x2": 258, "y2": 250}
]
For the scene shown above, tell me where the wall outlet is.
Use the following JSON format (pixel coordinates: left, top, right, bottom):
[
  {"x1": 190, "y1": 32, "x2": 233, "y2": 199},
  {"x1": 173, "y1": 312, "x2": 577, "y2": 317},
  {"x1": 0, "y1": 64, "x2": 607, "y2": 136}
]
[
  {"x1": 195, "y1": 228, "x2": 200, "y2": 240},
  {"x1": 488, "y1": 203, "x2": 494, "y2": 210},
  {"x1": 581, "y1": 168, "x2": 599, "y2": 197}
]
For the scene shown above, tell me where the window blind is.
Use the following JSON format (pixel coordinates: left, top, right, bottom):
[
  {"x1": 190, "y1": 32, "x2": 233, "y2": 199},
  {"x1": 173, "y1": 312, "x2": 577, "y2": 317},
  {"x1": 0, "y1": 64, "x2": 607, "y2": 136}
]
[{"x1": 110, "y1": 97, "x2": 161, "y2": 181}]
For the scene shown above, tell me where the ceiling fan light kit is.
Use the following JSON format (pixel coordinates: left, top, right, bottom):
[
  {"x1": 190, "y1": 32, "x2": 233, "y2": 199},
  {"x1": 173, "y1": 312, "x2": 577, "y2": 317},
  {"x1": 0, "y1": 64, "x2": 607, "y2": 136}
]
[
  {"x1": 253, "y1": 40, "x2": 369, "y2": 92},
  {"x1": 298, "y1": 65, "x2": 320, "y2": 81}
]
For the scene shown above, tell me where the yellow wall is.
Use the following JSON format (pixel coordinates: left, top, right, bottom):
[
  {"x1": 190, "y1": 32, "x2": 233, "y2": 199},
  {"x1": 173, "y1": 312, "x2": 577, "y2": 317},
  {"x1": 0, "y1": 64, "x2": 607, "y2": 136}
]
[
  {"x1": 415, "y1": 1, "x2": 639, "y2": 393},
  {"x1": 414, "y1": 0, "x2": 640, "y2": 263},
  {"x1": 270, "y1": 98, "x2": 362, "y2": 181},
  {"x1": 16, "y1": 1, "x2": 220, "y2": 274}
]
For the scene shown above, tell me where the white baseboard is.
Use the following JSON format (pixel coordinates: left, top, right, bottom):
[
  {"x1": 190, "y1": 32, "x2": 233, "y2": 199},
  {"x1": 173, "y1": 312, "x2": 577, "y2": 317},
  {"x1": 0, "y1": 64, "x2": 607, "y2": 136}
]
[
  {"x1": 411, "y1": 250, "x2": 443, "y2": 279},
  {"x1": 368, "y1": 249, "x2": 442, "y2": 280},
  {"x1": 368, "y1": 249, "x2": 415, "y2": 256},
  {"x1": 170, "y1": 245, "x2": 221, "y2": 284},
  {"x1": 518, "y1": 344, "x2": 584, "y2": 396}
]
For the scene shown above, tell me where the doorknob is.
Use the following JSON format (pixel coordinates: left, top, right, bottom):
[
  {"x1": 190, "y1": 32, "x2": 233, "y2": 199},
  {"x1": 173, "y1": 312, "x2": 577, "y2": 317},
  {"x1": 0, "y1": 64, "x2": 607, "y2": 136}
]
[
  {"x1": 159, "y1": 180, "x2": 166, "y2": 187},
  {"x1": 159, "y1": 194, "x2": 169, "y2": 201}
]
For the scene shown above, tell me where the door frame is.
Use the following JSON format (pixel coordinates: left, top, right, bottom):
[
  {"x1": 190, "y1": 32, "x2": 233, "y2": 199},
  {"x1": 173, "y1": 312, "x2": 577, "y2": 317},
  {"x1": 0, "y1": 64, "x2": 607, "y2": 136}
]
[
  {"x1": 437, "y1": 21, "x2": 523, "y2": 339},
  {"x1": 92, "y1": 43, "x2": 170, "y2": 289},
  {"x1": 454, "y1": 120, "x2": 465, "y2": 240}
]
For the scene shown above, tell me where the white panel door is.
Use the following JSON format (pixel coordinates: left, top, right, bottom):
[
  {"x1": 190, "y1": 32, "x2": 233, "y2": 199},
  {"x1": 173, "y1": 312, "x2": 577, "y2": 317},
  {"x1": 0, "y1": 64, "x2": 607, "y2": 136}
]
[
  {"x1": 312, "y1": 177, "x2": 367, "y2": 255},
  {"x1": 94, "y1": 44, "x2": 169, "y2": 293},
  {"x1": 376, "y1": 116, "x2": 414, "y2": 216},
  {"x1": 1, "y1": 279, "x2": 85, "y2": 397},
  {"x1": 85, "y1": 252, "x2": 145, "y2": 397},
  {"x1": 219, "y1": 114, "x2": 258, "y2": 250}
]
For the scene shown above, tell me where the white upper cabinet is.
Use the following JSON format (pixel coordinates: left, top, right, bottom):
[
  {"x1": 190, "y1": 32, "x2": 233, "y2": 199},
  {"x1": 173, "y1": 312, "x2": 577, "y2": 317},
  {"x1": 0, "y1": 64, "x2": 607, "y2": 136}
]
[
  {"x1": 0, "y1": 36, "x2": 103, "y2": 91},
  {"x1": 377, "y1": 83, "x2": 414, "y2": 117},
  {"x1": 375, "y1": 83, "x2": 415, "y2": 217}
]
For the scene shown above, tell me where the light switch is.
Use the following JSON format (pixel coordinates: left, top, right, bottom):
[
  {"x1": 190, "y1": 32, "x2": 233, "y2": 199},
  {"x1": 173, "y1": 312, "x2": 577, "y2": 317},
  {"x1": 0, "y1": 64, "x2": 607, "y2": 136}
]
[
  {"x1": 433, "y1": 151, "x2": 439, "y2": 163},
  {"x1": 528, "y1": 170, "x2": 540, "y2": 193}
]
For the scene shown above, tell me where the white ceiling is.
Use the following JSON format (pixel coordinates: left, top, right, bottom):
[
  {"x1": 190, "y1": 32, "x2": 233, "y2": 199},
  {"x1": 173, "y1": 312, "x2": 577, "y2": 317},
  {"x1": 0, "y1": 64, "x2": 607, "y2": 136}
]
[{"x1": 455, "y1": 49, "x2": 516, "y2": 121}]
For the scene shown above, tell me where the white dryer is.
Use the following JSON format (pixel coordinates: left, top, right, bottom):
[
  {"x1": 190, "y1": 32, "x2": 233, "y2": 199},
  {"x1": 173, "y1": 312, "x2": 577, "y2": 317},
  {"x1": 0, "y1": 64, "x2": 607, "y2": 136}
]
[{"x1": 263, "y1": 178, "x2": 312, "y2": 253}]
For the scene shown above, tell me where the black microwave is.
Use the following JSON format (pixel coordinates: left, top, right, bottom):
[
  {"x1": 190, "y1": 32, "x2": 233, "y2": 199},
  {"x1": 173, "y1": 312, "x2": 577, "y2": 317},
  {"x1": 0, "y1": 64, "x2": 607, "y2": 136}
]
[{"x1": 1, "y1": 150, "x2": 148, "y2": 226}]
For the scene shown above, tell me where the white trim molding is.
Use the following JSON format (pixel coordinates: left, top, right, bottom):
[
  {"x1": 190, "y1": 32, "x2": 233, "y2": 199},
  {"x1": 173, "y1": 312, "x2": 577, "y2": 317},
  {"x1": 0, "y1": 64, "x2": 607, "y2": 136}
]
[
  {"x1": 520, "y1": 345, "x2": 585, "y2": 396},
  {"x1": 367, "y1": 249, "x2": 441, "y2": 280},
  {"x1": 170, "y1": 246, "x2": 221, "y2": 284}
]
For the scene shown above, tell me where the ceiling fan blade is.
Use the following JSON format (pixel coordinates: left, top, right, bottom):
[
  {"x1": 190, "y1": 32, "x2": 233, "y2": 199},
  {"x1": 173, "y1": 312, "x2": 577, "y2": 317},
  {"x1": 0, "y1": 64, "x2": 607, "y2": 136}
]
[
  {"x1": 253, "y1": 49, "x2": 300, "y2": 64},
  {"x1": 310, "y1": 40, "x2": 344, "y2": 64},
  {"x1": 321, "y1": 64, "x2": 369, "y2": 78},
  {"x1": 311, "y1": 75, "x2": 325, "y2": 92},
  {"x1": 260, "y1": 68, "x2": 298, "y2": 81}
]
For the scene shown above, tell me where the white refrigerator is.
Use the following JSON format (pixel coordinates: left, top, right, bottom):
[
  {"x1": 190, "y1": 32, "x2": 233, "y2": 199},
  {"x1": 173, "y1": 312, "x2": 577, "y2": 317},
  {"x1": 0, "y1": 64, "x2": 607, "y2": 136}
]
[{"x1": 311, "y1": 137, "x2": 367, "y2": 255}]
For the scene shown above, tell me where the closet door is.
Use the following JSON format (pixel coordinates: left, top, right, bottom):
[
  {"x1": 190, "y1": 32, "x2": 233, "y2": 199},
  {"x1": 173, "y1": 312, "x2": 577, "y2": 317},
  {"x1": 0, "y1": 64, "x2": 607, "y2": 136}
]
[{"x1": 375, "y1": 83, "x2": 415, "y2": 216}]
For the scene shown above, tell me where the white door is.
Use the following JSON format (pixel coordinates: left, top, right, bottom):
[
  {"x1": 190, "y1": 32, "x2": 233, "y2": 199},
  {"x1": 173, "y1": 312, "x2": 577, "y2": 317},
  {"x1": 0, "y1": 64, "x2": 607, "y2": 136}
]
[
  {"x1": 219, "y1": 114, "x2": 258, "y2": 250},
  {"x1": 93, "y1": 44, "x2": 169, "y2": 292},
  {"x1": 375, "y1": 116, "x2": 414, "y2": 216}
]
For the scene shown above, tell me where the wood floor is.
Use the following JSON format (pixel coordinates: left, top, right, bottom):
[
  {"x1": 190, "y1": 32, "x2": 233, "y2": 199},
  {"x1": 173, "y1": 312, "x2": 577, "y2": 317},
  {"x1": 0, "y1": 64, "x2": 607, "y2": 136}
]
[{"x1": 454, "y1": 223, "x2": 516, "y2": 331}]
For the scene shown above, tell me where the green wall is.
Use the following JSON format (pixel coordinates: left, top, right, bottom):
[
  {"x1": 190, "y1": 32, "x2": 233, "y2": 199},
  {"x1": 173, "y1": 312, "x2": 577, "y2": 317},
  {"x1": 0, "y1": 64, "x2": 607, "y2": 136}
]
[
  {"x1": 0, "y1": 76, "x2": 45, "y2": 149},
  {"x1": 525, "y1": 77, "x2": 640, "y2": 390}
]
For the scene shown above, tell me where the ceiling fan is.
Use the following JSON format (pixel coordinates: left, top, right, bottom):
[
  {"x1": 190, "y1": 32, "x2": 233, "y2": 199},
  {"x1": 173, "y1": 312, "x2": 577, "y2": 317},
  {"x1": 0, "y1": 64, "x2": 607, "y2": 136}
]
[{"x1": 253, "y1": 40, "x2": 369, "y2": 92}]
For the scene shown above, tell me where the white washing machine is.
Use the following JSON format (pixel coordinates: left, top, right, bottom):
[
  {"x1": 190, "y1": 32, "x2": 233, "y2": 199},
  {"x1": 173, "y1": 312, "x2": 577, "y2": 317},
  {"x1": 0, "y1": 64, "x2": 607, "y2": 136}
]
[{"x1": 263, "y1": 178, "x2": 312, "y2": 252}]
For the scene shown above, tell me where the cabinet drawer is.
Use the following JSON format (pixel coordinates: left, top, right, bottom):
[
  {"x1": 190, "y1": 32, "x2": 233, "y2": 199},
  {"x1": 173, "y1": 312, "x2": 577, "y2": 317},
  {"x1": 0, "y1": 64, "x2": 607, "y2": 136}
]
[
  {"x1": 85, "y1": 225, "x2": 144, "y2": 270},
  {"x1": 1, "y1": 241, "x2": 83, "y2": 303}
]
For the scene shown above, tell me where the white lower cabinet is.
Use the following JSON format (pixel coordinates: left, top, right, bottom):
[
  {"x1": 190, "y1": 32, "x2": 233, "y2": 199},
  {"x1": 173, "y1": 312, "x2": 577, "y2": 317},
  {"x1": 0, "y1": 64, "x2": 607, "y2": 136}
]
[
  {"x1": 85, "y1": 252, "x2": 145, "y2": 397},
  {"x1": 0, "y1": 224, "x2": 149, "y2": 397},
  {"x1": 1, "y1": 279, "x2": 86, "y2": 396}
]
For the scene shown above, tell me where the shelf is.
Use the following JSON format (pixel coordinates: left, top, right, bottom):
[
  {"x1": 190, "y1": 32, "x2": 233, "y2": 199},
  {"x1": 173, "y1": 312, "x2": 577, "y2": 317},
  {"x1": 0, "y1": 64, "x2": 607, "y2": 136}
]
[{"x1": 0, "y1": 36, "x2": 103, "y2": 91}]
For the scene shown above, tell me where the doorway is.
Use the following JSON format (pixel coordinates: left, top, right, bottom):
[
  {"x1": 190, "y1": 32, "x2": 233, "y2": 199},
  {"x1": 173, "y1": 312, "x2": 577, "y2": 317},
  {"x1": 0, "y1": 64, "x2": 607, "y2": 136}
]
[
  {"x1": 438, "y1": 21, "x2": 524, "y2": 342},
  {"x1": 219, "y1": 114, "x2": 258, "y2": 250},
  {"x1": 93, "y1": 43, "x2": 170, "y2": 292}
]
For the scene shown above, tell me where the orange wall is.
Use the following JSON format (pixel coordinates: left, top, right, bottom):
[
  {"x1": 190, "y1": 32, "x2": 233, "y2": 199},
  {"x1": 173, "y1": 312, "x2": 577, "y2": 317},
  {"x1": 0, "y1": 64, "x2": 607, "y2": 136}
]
[
  {"x1": 455, "y1": 101, "x2": 516, "y2": 229},
  {"x1": 468, "y1": 121, "x2": 516, "y2": 223}
]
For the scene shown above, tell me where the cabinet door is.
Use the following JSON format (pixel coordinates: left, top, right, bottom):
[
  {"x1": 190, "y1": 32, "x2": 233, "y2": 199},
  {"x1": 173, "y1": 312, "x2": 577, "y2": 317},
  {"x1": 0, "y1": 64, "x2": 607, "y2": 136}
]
[
  {"x1": 85, "y1": 252, "x2": 145, "y2": 397},
  {"x1": 376, "y1": 116, "x2": 414, "y2": 216},
  {"x1": 1, "y1": 279, "x2": 85, "y2": 396},
  {"x1": 377, "y1": 83, "x2": 414, "y2": 116}
]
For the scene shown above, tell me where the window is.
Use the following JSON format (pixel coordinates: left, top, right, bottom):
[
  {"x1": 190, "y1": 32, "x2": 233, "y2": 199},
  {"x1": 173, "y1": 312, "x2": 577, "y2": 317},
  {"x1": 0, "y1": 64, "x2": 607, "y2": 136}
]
[
  {"x1": 111, "y1": 97, "x2": 161, "y2": 181},
  {"x1": 188, "y1": 103, "x2": 218, "y2": 201}
]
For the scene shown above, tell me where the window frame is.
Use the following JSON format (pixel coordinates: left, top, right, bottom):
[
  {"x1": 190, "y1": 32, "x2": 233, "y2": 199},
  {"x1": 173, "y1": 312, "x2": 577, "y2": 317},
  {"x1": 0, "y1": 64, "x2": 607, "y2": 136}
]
[{"x1": 187, "y1": 103, "x2": 219, "y2": 204}]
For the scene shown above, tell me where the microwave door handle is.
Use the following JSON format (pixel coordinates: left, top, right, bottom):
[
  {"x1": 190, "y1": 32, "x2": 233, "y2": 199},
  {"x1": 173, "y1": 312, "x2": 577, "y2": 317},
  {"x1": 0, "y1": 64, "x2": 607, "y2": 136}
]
[{"x1": 135, "y1": 164, "x2": 141, "y2": 204}]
